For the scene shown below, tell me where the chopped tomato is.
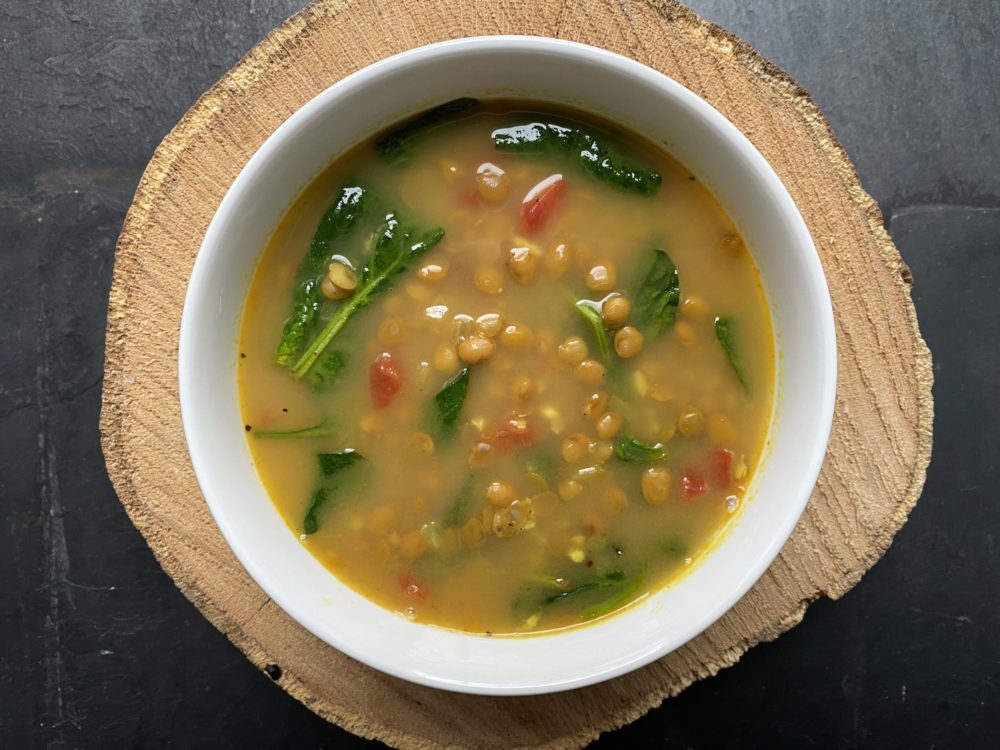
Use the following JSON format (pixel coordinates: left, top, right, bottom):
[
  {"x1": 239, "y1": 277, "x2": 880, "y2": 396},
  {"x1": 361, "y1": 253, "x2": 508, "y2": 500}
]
[
  {"x1": 519, "y1": 173, "x2": 564, "y2": 233},
  {"x1": 399, "y1": 572, "x2": 426, "y2": 601},
  {"x1": 682, "y1": 468, "x2": 708, "y2": 499},
  {"x1": 456, "y1": 187, "x2": 481, "y2": 206},
  {"x1": 369, "y1": 352, "x2": 401, "y2": 409},
  {"x1": 710, "y1": 449, "x2": 734, "y2": 488},
  {"x1": 482, "y1": 414, "x2": 536, "y2": 454}
]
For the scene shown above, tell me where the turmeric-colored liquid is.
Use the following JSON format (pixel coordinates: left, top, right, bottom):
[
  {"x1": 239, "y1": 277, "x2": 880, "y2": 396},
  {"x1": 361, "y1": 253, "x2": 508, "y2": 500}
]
[{"x1": 238, "y1": 101, "x2": 774, "y2": 634}]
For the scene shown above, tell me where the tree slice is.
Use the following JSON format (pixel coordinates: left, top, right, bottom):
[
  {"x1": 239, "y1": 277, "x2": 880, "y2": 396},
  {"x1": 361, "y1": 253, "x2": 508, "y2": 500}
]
[{"x1": 100, "y1": 1, "x2": 933, "y2": 747}]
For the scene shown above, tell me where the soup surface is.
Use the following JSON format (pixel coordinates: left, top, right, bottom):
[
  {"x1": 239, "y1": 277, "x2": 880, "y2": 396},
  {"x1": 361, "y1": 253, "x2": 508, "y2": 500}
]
[{"x1": 239, "y1": 99, "x2": 774, "y2": 635}]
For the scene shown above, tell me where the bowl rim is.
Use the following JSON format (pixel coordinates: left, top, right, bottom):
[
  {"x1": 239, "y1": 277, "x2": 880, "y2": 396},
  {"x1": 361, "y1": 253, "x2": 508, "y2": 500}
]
[{"x1": 179, "y1": 34, "x2": 837, "y2": 695}]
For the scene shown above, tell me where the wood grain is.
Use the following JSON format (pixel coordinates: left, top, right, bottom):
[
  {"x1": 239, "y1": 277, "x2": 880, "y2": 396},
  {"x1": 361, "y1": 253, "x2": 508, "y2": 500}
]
[{"x1": 99, "y1": 1, "x2": 933, "y2": 747}]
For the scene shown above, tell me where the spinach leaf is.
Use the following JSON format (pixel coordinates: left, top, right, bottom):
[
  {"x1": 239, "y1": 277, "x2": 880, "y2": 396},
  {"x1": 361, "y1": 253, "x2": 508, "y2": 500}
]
[
  {"x1": 253, "y1": 421, "x2": 335, "y2": 439},
  {"x1": 542, "y1": 570, "x2": 626, "y2": 606},
  {"x1": 526, "y1": 452, "x2": 557, "y2": 489},
  {"x1": 714, "y1": 316, "x2": 748, "y2": 390},
  {"x1": 274, "y1": 185, "x2": 372, "y2": 366},
  {"x1": 614, "y1": 434, "x2": 666, "y2": 463},
  {"x1": 581, "y1": 563, "x2": 647, "y2": 620},
  {"x1": 376, "y1": 97, "x2": 479, "y2": 164},
  {"x1": 305, "y1": 186, "x2": 370, "y2": 271},
  {"x1": 442, "y1": 480, "x2": 475, "y2": 529},
  {"x1": 318, "y1": 449, "x2": 363, "y2": 476},
  {"x1": 573, "y1": 299, "x2": 612, "y2": 362},
  {"x1": 433, "y1": 367, "x2": 470, "y2": 435},
  {"x1": 663, "y1": 538, "x2": 689, "y2": 558},
  {"x1": 291, "y1": 213, "x2": 445, "y2": 378},
  {"x1": 492, "y1": 122, "x2": 661, "y2": 194},
  {"x1": 302, "y1": 450, "x2": 364, "y2": 534},
  {"x1": 273, "y1": 280, "x2": 323, "y2": 368},
  {"x1": 634, "y1": 248, "x2": 680, "y2": 337},
  {"x1": 302, "y1": 487, "x2": 329, "y2": 536},
  {"x1": 306, "y1": 349, "x2": 348, "y2": 391}
]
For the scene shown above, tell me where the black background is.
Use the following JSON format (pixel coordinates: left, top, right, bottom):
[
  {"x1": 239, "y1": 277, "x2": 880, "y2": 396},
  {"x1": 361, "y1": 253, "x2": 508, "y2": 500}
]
[{"x1": 2, "y1": 1, "x2": 997, "y2": 747}]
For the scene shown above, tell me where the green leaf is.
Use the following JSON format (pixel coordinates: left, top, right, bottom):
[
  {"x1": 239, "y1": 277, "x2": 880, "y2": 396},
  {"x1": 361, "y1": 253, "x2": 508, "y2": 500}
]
[
  {"x1": 614, "y1": 434, "x2": 666, "y2": 463},
  {"x1": 663, "y1": 538, "x2": 688, "y2": 558},
  {"x1": 290, "y1": 213, "x2": 445, "y2": 378},
  {"x1": 302, "y1": 450, "x2": 364, "y2": 534},
  {"x1": 581, "y1": 563, "x2": 647, "y2": 620},
  {"x1": 376, "y1": 97, "x2": 479, "y2": 165},
  {"x1": 274, "y1": 185, "x2": 372, "y2": 366},
  {"x1": 634, "y1": 248, "x2": 680, "y2": 337},
  {"x1": 317, "y1": 449, "x2": 363, "y2": 476},
  {"x1": 525, "y1": 452, "x2": 556, "y2": 489},
  {"x1": 573, "y1": 299, "x2": 612, "y2": 362},
  {"x1": 273, "y1": 280, "x2": 322, "y2": 368},
  {"x1": 306, "y1": 349, "x2": 348, "y2": 391},
  {"x1": 442, "y1": 479, "x2": 475, "y2": 529},
  {"x1": 492, "y1": 121, "x2": 661, "y2": 194},
  {"x1": 306, "y1": 185, "x2": 370, "y2": 271},
  {"x1": 714, "y1": 316, "x2": 748, "y2": 390},
  {"x1": 433, "y1": 367, "x2": 470, "y2": 435},
  {"x1": 367, "y1": 213, "x2": 409, "y2": 279},
  {"x1": 253, "y1": 421, "x2": 335, "y2": 439},
  {"x1": 302, "y1": 487, "x2": 328, "y2": 536},
  {"x1": 542, "y1": 570, "x2": 626, "y2": 606}
]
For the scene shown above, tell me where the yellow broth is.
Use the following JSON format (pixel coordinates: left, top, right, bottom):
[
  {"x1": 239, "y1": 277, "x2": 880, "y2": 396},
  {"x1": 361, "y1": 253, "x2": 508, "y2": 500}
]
[{"x1": 238, "y1": 101, "x2": 774, "y2": 634}]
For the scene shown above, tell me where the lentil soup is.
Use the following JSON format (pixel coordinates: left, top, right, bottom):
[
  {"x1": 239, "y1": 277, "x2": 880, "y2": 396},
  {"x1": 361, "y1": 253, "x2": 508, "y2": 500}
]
[{"x1": 238, "y1": 100, "x2": 775, "y2": 635}]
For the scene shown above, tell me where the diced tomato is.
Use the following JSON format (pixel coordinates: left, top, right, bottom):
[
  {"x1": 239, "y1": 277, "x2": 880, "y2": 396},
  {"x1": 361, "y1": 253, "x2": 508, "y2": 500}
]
[
  {"x1": 682, "y1": 467, "x2": 708, "y2": 499},
  {"x1": 482, "y1": 414, "x2": 536, "y2": 454},
  {"x1": 710, "y1": 449, "x2": 734, "y2": 488},
  {"x1": 369, "y1": 352, "x2": 401, "y2": 409},
  {"x1": 519, "y1": 173, "x2": 564, "y2": 233},
  {"x1": 399, "y1": 572, "x2": 426, "y2": 601},
  {"x1": 456, "y1": 187, "x2": 481, "y2": 206}
]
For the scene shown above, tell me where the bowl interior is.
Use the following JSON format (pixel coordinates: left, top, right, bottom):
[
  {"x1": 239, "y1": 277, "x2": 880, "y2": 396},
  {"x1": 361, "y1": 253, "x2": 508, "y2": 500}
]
[{"x1": 179, "y1": 36, "x2": 835, "y2": 695}]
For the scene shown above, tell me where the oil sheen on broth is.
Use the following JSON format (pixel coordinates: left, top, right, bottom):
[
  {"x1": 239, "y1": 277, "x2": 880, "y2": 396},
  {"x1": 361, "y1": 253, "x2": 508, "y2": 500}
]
[{"x1": 238, "y1": 99, "x2": 774, "y2": 635}]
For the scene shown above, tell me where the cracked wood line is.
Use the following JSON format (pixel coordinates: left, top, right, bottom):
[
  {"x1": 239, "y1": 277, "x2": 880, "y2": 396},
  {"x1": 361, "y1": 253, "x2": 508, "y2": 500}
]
[{"x1": 99, "y1": 1, "x2": 932, "y2": 748}]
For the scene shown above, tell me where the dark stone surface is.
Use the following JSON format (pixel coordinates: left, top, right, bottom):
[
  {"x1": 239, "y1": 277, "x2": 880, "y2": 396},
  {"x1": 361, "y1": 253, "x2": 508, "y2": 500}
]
[{"x1": 1, "y1": 1, "x2": 996, "y2": 747}]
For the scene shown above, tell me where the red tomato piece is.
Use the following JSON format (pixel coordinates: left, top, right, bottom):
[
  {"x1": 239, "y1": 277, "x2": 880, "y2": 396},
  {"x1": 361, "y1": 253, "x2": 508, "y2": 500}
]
[
  {"x1": 399, "y1": 572, "x2": 426, "y2": 601},
  {"x1": 482, "y1": 414, "x2": 536, "y2": 454},
  {"x1": 456, "y1": 187, "x2": 481, "y2": 206},
  {"x1": 519, "y1": 173, "x2": 564, "y2": 233},
  {"x1": 710, "y1": 449, "x2": 734, "y2": 488},
  {"x1": 682, "y1": 468, "x2": 708, "y2": 499},
  {"x1": 369, "y1": 352, "x2": 401, "y2": 409}
]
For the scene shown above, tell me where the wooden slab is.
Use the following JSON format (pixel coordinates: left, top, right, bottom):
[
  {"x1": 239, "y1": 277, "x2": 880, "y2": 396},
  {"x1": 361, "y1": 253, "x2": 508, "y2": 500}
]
[{"x1": 100, "y1": 1, "x2": 933, "y2": 747}]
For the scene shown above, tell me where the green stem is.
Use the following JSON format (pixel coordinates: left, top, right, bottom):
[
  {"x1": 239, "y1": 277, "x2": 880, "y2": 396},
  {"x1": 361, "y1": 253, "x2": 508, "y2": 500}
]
[
  {"x1": 291, "y1": 285, "x2": 374, "y2": 378},
  {"x1": 253, "y1": 421, "x2": 334, "y2": 439},
  {"x1": 572, "y1": 298, "x2": 612, "y2": 363},
  {"x1": 581, "y1": 564, "x2": 647, "y2": 620}
]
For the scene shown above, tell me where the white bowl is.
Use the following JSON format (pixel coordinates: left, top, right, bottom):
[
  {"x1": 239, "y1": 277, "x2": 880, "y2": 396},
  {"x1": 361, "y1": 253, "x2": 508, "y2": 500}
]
[{"x1": 179, "y1": 36, "x2": 836, "y2": 695}]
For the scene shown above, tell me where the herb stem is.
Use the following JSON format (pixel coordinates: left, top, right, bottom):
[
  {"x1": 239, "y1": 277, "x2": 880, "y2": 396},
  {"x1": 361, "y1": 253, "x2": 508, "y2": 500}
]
[{"x1": 253, "y1": 421, "x2": 334, "y2": 439}]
